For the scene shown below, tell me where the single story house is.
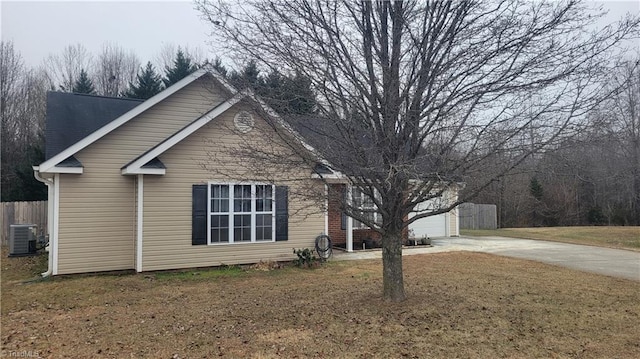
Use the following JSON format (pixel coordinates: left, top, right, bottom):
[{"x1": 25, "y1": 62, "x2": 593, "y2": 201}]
[{"x1": 34, "y1": 68, "x2": 459, "y2": 275}]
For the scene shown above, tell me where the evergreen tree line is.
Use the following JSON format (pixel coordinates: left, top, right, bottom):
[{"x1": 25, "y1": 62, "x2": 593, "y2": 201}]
[
  {"x1": 69, "y1": 48, "x2": 199, "y2": 99},
  {"x1": 67, "y1": 49, "x2": 317, "y2": 117},
  {"x1": 219, "y1": 59, "x2": 316, "y2": 115},
  {"x1": 124, "y1": 56, "x2": 316, "y2": 115}
]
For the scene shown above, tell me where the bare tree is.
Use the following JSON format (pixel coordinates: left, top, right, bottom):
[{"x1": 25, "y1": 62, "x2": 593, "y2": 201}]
[
  {"x1": 469, "y1": 58, "x2": 640, "y2": 227},
  {"x1": 1, "y1": 41, "x2": 48, "y2": 201},
  {"x1": 593, "y1": 58, "x2": 640, "y2": 224},
  {"x1": 197, "y1": 0, "x2": 639, "y2": 301},
  {"x1": 154, "y1": 43, "x2": 205, "y2": 73},
  {"x1": 1, "y1": 41, "x2": 23, "y2": 131},
  {"x1": 94, "y1": 43, "x2": 140, "y2": 97},
  {"x1": 509, "y1": 58, "x2": 640, "y2": 227},
  {"x1": 42, "y1": 43, "x2": 92, "y2": 92},
  {"x1": 612, "y1": 59, "x2": 639, "y2": 225}
]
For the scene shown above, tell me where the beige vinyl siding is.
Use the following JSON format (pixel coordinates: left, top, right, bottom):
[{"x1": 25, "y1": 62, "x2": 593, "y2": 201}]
[
  {"x1": 141, "y1": 103, "x2": 325, "y2": 271},
  {"x1": 55, "y1": 76, "x2": 227, "y2": 274},
  {"x1": 57, "y1": 172, "x2": 135, "y2": 274}
]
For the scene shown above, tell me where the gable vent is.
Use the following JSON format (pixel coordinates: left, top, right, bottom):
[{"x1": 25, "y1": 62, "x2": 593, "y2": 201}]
[{"x1": 234, "y1": 111, "x2": 255, "y2": 133}]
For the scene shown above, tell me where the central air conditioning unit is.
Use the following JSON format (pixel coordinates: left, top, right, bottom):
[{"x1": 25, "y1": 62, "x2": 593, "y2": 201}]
[{"x1": 9, "y1": 224, "x2": 37, "y2": 257}]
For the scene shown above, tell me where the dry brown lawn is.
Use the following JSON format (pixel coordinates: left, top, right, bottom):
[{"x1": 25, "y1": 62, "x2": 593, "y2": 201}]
[
  {"x1": 461, "y1": 226, "x2": 640, "y2": 251},
  {"x1": 2, "y1": 247, "x2": 639, "y2": 358}
]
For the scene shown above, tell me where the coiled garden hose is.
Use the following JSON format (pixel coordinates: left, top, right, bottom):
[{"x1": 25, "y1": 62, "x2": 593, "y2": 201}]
[{"x1": 315, "y1": 234, "x2": 332, "y2": 260}]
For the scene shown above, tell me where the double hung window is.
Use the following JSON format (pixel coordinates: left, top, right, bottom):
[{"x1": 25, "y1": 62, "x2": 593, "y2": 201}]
[
  {"x1": 352, "y1": 187, "x2": 379, "y2": 229},
  {"x1": 208, "y1": 184, "x2": 275, "y2": 244}
]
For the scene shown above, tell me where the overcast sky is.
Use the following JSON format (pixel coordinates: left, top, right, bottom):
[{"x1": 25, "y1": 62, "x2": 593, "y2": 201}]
[
  {"x1": 2, "y1": 0, "x2": 639, "y2": 69},
  {"x1": 1, "y1": 0, "x2": 216, "y2": 68}
]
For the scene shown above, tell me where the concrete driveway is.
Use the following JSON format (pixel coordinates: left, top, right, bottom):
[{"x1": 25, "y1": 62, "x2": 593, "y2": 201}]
[{"x1": 332, "y1": 236, "x2": 640, "y2": 281}]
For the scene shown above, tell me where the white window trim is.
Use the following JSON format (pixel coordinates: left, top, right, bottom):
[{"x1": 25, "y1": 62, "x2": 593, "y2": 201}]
[
  {"x1": 206, "y1": 182, "x2": 276, "y2": 245},
  {"x1": 352, "y1": 187, "x2": 380, "y2": 230}
]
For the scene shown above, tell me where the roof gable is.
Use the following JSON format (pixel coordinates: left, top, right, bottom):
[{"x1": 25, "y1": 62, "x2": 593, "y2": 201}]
[
  {"x1": 122, "y1": 88, "x2": 334, "y2": 177},
  {"x1": 122, "y1": 91, "x2": 247, "y2": 175},
  {"x1": 37, "y1": 68, "x2": 335, "y2": 179},
  {"x1": 38, "y1": 68, "x2": 234, "y2": 173}
]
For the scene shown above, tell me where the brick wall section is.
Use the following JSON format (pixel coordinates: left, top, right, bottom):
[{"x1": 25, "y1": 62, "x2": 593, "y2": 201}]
[
  {"x1": 327, "y1": 184, "x2": 410, "y2": 246},
  {"x1": 328, "y1": 184, "x2": 346, "y2": 244},
  {"x1": 353, "y1": 229, "x2": 381, "y2": 243}
]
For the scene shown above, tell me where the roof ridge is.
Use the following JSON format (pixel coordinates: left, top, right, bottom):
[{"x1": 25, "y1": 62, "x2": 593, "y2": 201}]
[{"x1": 49, "y1": 91, "x2": 145, "y2": 102}]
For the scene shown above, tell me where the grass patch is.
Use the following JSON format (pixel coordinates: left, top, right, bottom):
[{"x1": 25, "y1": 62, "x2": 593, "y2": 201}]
[
  {"x1": 153, "y1": 265, "x2": 246, "y2": 281},
  {"x1": 0, "y1": 247, "x2": 48, "y2": 283},
  {"x1": 462, "y1": 226, "x2": 640, "y2": 251},
  {"x1": 2, "y1": 247, "x2": 639, "y2": 358}
]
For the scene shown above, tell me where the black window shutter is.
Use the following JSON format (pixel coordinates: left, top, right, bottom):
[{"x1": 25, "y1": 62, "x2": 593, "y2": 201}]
[
  {"x1": 275, "y1": 186, "x2": 289, "y2": 241},
  {"x1": 192, "y1": 184, "x2": 207, "y2": 245}
]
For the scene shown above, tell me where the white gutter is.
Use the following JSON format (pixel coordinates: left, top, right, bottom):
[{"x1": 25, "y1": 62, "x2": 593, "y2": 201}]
[{"x1": 33, "y1": 166, "x2": 54, "y2": 277}]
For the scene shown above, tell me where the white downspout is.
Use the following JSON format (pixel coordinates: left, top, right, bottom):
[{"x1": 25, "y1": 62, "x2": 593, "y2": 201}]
[
  {"x1": 33, "y1": 167, "x2": 54, "y2": 277},
  {"x1": 136, "y1": 175, "x2": 143, "y2": 272}
]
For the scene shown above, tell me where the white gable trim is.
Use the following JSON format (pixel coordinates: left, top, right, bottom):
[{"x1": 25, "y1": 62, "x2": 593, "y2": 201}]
[
  {"x1": 241, "y1": 89, "x2": 341, "y2": 179},
  {"x1": 38, "y1": 68, "x2": 232, "y2": 173},
  {"x1": 134, "y1": 168, "x2": 166, "y2": 175},
  {"x1": 46, "y1": 166, "x2": 84, "y2": 174},
  {"x1": 223, "y1": 88, "x2": 336, "y2": 179},
  {"x1": 244, "y1": 89, "x2": 323, "y2": 163},
  {"x1": 122, "y1": 91, "x2": 248, "y2": 175},
  {"x1": 311, "y1": 172, "x2": 347, "y2": 182}
]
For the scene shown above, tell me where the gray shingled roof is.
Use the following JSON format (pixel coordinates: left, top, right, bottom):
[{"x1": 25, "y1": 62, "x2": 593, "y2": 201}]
[
  {"x1": 141, "y1": 157, "x2": 166, "y2": 169},
  {"x1": 56, "y1": 156, "x2": 83, "y2": 168},
  {"x1": 45, "y1": 92, "x2": 143, "y2": 160}
]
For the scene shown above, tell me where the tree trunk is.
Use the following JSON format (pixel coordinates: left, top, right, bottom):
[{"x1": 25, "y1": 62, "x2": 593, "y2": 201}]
[
  {"x1": 381, "y1": 228, "x2": 406, "y2": 302},
  {"x1": 632, "y1": 143, "x2": 640, "y2": 225}
]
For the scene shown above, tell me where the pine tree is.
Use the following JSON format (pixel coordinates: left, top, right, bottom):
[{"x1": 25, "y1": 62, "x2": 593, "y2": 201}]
[
  {"x1": 241, "y1": 60, "x2": 261, "y2": 87},
  {"x1": 263, "y1": 69, "x2": 283, "y2": 90},
  {"x1": 226, "y1": 60, "x2": 316, "y2": 115},
  {"x1": 259, "y1": 69, "x2": 316, "y2": 115},
  {"x1": 209, "y1": 57, "x2": 227, "y2": 77},
  {"x1": 72, "y1": 69, "x2": 96, "y2": 94},
  {"x1": 125, "y1": 62, "x2": 163, "y2": 99},
  {"x1": 283, "y1": 71, "x2": 315, "y2": 114},
  {"x1": 163, "y1": 49, "x2": 197, "y2": 87},
  {"x1": 229, "y1": 60, "x2": 261, "y2": 90},
  {"x1": 529, "y1": 177, "x2": 544, "y2": 201},
  {"x1": 258, "y1": 69, "x2": 288, "y2": 113}
]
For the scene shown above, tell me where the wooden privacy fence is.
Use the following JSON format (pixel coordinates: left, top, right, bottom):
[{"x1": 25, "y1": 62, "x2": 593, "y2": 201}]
[
  {"x1": 459, "y1": 203, "x2": 497, "y2": 230},
  {"x1": 1, "y1": 201, "x2": 47, "y2": 245}
]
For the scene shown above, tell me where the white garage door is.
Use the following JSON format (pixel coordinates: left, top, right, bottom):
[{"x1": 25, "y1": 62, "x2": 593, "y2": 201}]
[
  {"x1": 409, "y1": 198, "x2": 448, "y2": 238},
  {"x1": 409, "y1": 213, "x2": 447, "y2": 238}
]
